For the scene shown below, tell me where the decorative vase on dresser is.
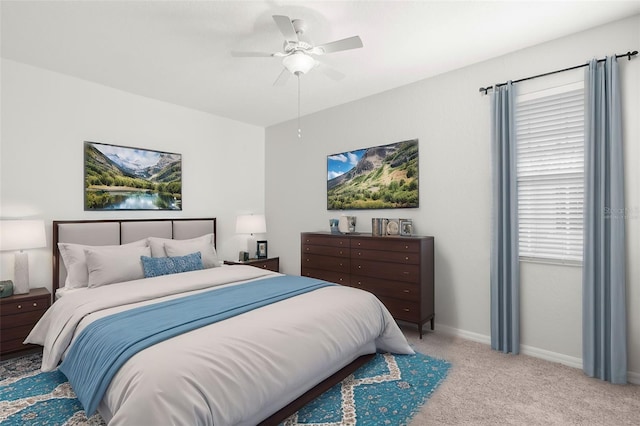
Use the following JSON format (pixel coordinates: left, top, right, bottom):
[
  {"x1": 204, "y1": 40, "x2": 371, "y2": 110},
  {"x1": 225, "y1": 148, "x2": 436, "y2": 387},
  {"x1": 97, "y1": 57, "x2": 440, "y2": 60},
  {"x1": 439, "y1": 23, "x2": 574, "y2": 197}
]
[{"x1": 301, "y1": 232, "x2": 434, "y2": 338}]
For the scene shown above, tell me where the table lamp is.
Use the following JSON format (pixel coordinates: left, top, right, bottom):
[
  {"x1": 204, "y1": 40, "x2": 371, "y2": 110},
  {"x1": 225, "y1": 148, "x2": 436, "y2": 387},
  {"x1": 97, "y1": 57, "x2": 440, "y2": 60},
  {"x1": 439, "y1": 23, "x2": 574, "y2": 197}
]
[
  {"x1": 236, "y1": 214, "x2": 266, "y2": 259},
  {"x1": 0, "y1": 220, "x2": 46, "y2": 294}
]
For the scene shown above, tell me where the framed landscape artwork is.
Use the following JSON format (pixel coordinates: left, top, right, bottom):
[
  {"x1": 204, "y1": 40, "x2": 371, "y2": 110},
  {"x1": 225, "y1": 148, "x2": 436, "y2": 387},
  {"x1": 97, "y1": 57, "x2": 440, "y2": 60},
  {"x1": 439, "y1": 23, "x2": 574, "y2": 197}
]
[
  {"x1": 327, "y1": 139, "x2": 419, "y2": 210},
  {"x1": 84, "y1": 141, "x2": 182, "y2": 211}
]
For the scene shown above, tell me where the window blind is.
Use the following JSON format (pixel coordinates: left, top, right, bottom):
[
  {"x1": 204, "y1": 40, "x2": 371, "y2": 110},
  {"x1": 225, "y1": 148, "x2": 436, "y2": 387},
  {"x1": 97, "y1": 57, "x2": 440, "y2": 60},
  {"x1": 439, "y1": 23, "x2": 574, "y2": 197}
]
[{"x1": 516, "y1": 82, "x2": 584, "y2": 263}]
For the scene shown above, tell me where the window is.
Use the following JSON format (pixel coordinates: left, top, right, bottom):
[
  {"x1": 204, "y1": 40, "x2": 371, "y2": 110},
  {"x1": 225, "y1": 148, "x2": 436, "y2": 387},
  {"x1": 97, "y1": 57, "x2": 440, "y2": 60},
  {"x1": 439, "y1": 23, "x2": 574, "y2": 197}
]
[{"x1": 516, "y1": 81, "x2": 584, "y2": 264}]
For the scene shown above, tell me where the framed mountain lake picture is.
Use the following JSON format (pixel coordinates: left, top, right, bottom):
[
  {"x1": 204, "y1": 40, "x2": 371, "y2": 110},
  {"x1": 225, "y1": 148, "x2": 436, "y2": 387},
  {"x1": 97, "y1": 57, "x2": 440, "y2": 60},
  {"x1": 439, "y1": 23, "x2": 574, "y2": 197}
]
[
  {"x1": 327, "y1": 139, "x2": 419, "y2": 210},
  {"x1": 84, "y1": 141, "x2": 182, "y2": 210}
]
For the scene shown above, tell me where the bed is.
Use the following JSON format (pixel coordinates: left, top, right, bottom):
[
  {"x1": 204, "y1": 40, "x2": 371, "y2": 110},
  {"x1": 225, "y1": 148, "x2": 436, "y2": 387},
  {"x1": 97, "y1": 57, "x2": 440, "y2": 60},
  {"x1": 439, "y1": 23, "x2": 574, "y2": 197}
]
[{"x1": 25, "y1": 218, "x2": 413, "y2": 425}]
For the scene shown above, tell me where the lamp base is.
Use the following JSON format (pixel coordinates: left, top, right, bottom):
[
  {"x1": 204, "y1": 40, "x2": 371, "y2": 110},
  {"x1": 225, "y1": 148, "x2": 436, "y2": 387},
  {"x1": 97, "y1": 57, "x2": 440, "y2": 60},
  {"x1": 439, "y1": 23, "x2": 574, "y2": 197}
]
[
  {"x1": 247, "y1": 235, "x2": 257, "y2": 259},
  {"x1": 13, "y1": 251, "x2": 30, "y2": 294}
]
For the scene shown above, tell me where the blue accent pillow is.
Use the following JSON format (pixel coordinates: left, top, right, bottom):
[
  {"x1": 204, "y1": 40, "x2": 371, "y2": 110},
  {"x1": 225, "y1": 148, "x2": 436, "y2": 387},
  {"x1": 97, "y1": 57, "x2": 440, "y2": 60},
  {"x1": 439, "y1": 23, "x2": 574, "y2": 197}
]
[{"x1": 141, "y1": 252, "x2": 204, "y2": 278}]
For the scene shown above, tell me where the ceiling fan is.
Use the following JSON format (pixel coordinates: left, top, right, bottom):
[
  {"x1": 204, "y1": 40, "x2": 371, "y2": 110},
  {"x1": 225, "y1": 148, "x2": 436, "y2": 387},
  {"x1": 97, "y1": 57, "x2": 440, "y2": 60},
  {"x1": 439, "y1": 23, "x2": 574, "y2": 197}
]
[{"x1": 232, "y1": 15, "x2": 363, "y2": 86}]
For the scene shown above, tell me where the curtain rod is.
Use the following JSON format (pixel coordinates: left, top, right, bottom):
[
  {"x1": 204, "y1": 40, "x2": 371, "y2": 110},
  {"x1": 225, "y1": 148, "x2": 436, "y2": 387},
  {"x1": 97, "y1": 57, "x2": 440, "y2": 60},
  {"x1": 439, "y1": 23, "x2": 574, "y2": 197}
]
[{"x1": 479, "y1": 50, "x2": 638, "y2": 95}]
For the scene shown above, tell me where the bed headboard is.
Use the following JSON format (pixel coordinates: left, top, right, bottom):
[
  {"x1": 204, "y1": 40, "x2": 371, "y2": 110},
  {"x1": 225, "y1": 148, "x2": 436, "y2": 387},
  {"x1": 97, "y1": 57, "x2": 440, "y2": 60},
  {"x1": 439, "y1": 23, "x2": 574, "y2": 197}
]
[{"x1": 52, "y1": 218, "x2": 216, "y2": 294}]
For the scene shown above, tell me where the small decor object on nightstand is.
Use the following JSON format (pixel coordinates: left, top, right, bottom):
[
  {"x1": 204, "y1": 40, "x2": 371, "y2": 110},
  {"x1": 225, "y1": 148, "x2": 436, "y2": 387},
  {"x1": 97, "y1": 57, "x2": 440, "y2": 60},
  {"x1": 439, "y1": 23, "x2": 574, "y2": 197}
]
[
  {"x1": 0, "y1": 280, "x2": 14, "y2": 298},
  {"x1": 257, "y1": 240, "x2": 268, "y2": 258},
  {"x1": 400, "y1": 219, "x2": 413, "y2": 236}
]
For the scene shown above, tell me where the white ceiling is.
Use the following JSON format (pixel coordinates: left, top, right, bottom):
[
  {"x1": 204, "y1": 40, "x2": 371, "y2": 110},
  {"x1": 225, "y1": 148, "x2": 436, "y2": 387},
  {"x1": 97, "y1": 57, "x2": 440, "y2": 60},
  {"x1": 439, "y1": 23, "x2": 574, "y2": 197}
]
[{"x1": 2, "y1": 1, "x2": 639, "y2": 127}]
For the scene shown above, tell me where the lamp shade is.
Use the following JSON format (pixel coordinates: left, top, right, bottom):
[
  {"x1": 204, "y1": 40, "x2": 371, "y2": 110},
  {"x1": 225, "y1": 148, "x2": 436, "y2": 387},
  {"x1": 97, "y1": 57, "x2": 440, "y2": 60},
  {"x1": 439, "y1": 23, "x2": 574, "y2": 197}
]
[
  {"x1": 0, "y1": 220, "x2": 46, "y2": 251},
  {"x1": 235, "y1": 214, "x2": 266, "y2": 234}
]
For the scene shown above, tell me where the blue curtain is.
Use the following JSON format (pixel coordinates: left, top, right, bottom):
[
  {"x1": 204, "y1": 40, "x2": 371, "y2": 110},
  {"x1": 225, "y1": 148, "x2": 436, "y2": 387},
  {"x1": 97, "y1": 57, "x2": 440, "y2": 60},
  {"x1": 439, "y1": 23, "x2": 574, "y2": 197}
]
[
  {"x1": 490, "y1": 82, "x2": 520, "y2": 354},
  {"x1": 583, "y1": 57, "x2": 627, "y2": 384}
]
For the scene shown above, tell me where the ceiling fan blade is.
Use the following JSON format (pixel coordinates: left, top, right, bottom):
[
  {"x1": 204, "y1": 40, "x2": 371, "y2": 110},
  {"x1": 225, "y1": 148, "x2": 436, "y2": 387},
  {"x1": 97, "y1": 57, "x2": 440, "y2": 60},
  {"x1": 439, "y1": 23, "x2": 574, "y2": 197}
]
[
  {"x1": 315, "y1": 61, "x2": 345, "y2": 81},
  {"x1": 273, "y1": 68, "x2": 291, "y2": 86},
  {"x1": 231, "y1": 51, "x2": 274, "y2": 57},
  {"x1": 315, "y1": 35, "x2": 363, "y2": 54},
  {"x1": 272, "y1": 15, "x2": 299, "y2": 42}
]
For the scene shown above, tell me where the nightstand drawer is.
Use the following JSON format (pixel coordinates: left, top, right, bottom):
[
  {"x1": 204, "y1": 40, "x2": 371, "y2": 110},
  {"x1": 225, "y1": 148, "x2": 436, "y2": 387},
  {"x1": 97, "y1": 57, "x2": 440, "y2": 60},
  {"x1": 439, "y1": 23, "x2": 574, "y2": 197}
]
[
  {"x1": 1, "y1": 310, "x2": 47, "y2": 330},
  {"x1": 252, "y1": 258, "x2": 279, "y2": 272},
  {"x1": 2, "y1": 338, "x2": 33, "y2": 354},
  {"x1": 1, "y1": 297, "x2": 48, "y2": 315}
]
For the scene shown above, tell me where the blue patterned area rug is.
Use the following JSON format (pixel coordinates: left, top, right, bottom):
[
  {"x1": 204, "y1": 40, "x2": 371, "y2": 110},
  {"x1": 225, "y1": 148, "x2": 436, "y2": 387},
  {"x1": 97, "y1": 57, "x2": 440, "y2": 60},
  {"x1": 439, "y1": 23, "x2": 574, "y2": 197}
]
[{"x1": 0, "y1": 351, "x2": 450, "y2": 425}]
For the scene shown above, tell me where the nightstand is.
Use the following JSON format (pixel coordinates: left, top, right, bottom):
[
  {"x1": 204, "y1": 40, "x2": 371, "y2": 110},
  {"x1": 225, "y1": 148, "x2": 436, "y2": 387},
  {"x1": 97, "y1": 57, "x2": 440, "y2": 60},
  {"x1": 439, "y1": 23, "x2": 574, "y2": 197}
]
[
  {"x1": 224, "y1": 257, "x2": 280, "y2": 272},
  {"x1": 0, "y1": 287, "x2": 50, "y2": 357}
]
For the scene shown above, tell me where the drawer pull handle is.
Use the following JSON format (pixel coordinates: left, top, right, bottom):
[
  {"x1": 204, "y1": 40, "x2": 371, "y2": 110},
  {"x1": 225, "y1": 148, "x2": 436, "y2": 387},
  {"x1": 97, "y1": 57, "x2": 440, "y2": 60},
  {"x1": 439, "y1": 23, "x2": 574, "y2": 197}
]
[
  {"x1": 339, "y1": 263, "x2": 343, "y2": 267},
  {"x1": 306, "y1": 248, "x2": 310, "y2": 251},
  {"x1": 339, "y1": 251, "x2": 343, "y2": 255},
  {"x1": 33, "y1": 302, "x2": 38, "y2": 307},
  {"x1": 403, "y1": 308, "x2": 410, "y2": 312},
  {"x1": 17, "y1": 304, "x2": 22, "y2": 309},
  {"x1": 403, "y1": 290, "x2": 410, "y2": 293},
  {"x1": 339, "y1": 278, "x2": 343, "y2": 282},
  {"x1": 339, "y1": 242, "x2": 343, "y2": 245},
  {"x1": 358, "y1": 265, "x2": 362, "y2": 269},
  {"x1": 306, "y1": 259, "x2": 310, "y2": 262},
  {"x1": 405, "y1": 256, "x2": 409, "y2": 260},
  {"x1": 403, "y1": 271, "x2": 410, "y2": 275},
  {"x1": 358, "y1": 281, "x2": 362, "y2": 285}
]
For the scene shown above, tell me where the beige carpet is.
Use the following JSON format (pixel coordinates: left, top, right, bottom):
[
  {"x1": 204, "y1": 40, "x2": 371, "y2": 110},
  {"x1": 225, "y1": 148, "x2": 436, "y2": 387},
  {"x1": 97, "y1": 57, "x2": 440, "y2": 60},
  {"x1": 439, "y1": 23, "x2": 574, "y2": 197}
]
[{"x1": 402, "y1": 328, "x2": 640, "y2": 425}]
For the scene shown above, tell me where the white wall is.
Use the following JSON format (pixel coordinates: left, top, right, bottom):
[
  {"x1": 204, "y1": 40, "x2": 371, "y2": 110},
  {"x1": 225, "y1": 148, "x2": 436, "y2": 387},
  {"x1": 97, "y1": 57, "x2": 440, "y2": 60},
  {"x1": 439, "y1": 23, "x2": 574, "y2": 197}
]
[
  {"x1": 265, "y1": 15, "x2": 640, "y2": 379},
  {"x1": 0, "y1": 59, "x2": 266, "y2": 290}
]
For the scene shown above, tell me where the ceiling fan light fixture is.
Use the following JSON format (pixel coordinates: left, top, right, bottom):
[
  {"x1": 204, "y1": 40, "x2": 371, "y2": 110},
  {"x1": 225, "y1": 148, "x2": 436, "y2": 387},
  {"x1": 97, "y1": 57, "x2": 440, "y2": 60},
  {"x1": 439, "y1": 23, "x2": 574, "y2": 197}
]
[{"x1": 283, "y1": 52, "x2": 315, "y2": 75}]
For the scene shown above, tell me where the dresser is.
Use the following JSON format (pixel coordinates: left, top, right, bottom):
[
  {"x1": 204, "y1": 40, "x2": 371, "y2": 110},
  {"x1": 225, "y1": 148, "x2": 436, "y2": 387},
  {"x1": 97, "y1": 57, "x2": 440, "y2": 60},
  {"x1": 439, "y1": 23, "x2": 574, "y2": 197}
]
[
  {"x1": 301, "y1": 232, "x2": 434, "y2": 337},
  {"x1": 0, "y1": 287, "x2": 51, "y2": 356}
]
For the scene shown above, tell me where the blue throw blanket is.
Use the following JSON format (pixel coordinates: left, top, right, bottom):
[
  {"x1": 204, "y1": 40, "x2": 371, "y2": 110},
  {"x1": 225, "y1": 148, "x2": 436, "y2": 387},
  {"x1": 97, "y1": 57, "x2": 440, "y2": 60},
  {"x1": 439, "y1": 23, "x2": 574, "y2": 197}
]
[{"x1": 59, "y1": 275, "x2": 333, "y2": 415}]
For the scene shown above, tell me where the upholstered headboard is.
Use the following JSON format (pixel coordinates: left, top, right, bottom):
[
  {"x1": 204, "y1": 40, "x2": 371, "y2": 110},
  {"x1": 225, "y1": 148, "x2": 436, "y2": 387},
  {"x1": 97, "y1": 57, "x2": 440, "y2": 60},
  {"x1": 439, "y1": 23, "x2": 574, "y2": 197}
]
[{"x1": 52, "y1": 218, "x2": 216, "y2": 293}]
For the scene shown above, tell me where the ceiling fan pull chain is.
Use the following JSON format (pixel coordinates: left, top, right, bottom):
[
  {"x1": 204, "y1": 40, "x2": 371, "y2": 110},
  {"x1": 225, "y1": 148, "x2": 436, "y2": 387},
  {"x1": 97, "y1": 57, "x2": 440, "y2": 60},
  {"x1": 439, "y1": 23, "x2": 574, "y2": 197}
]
[{"x1": 297, "y1": 75, "x2": 302, "y2": 139}]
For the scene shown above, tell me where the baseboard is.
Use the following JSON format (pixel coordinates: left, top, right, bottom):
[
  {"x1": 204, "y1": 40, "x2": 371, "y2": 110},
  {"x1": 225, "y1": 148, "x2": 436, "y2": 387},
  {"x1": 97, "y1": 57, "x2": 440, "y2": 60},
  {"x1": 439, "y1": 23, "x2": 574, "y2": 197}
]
[{"x1": 433, "y1": 323, "x2": 640, "y2": 385}]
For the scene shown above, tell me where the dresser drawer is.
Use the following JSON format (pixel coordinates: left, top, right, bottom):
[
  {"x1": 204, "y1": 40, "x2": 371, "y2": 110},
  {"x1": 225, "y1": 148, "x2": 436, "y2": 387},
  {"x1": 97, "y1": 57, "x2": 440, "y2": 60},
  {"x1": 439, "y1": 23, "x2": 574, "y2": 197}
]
[
  {"x1": 351, "y1": 237, "x2": 420, "y2": 253},
  {"x1": 302, "y1": 244, "x2": 349, "y2": 258},
  {"x1": 301, "y1": 234, "x2": 350, "y2": 248},
  {"x1": 377, "y1": 296, "x2": 420, "y2": 322},
  {"x1": 350, "y1": 248, "x2": 420, "y2": 264},
  {"x1": 302, "y1": 254, "x2": 350, "y2": 273},
  {"x1": 301, "y1": 267, "x2": 350, "y2": 286},
  {"x1": 351, "y1": 259, "x2": 420, "y2": 283},
  {"x1": 351, "y1": 275, "x2": 419, "y2": 301},
  {"x1": 1, "y1": 297, "x2": 49, "y2": 315}
]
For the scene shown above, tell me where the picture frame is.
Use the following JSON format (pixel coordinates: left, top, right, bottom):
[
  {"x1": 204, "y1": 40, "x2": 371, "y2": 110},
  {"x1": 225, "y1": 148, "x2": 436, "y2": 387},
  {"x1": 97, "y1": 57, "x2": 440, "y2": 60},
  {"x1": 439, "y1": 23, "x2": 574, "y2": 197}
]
[
  {"x1": 84, "y1": 141, "x2": 182, "y2": 211},
  {"x1": 327, "y1": 139, "x2": 419, "y2": 210},
  {"x1": 400, "y1": 219, "x2": 413, "y2": 236},
  {"x1": 257, "y1": 240, "x2": 268, "y2": 259},
  {"x1": 386, "y1": 219, "x2": 400, "y2": 235}
]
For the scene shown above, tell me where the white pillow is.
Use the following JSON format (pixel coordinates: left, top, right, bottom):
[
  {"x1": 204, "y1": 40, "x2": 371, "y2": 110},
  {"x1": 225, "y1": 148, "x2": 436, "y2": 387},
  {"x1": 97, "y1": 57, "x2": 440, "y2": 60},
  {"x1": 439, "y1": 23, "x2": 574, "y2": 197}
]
[
  {"x1": 85, "y1": 245, "x2": 151, "y2": 288},
  {"x1": 163, "y1": 234, "x2": 219, "y2": 269},
  {"x1": 58, "y1": 239, "x2": 148, "y2": 289}
]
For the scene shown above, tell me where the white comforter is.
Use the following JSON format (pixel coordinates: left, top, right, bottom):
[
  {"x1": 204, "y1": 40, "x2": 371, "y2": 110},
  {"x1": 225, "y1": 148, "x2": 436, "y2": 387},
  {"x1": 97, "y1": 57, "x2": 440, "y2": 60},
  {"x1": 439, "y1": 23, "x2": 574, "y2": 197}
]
[{"x1": 26, "y1": 266, "x2": 413, "y2": 425}]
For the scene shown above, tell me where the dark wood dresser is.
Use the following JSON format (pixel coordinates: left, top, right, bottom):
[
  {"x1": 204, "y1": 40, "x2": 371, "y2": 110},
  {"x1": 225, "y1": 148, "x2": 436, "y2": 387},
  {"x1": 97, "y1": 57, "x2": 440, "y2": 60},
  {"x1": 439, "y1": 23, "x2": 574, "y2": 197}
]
[
  {"x1": 301, "y1": 232, "x2": 434, "y2": 337},
  {"x1": 0, "y1": 287, "x2": 50, "y2": 356}
]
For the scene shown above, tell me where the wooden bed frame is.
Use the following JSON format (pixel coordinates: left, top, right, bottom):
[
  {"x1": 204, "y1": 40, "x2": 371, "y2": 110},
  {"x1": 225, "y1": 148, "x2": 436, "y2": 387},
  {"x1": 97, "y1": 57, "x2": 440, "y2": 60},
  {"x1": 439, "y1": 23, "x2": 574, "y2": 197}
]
[{"x1": 51, "y1": 218, "x2": 373, "y2": 424}]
